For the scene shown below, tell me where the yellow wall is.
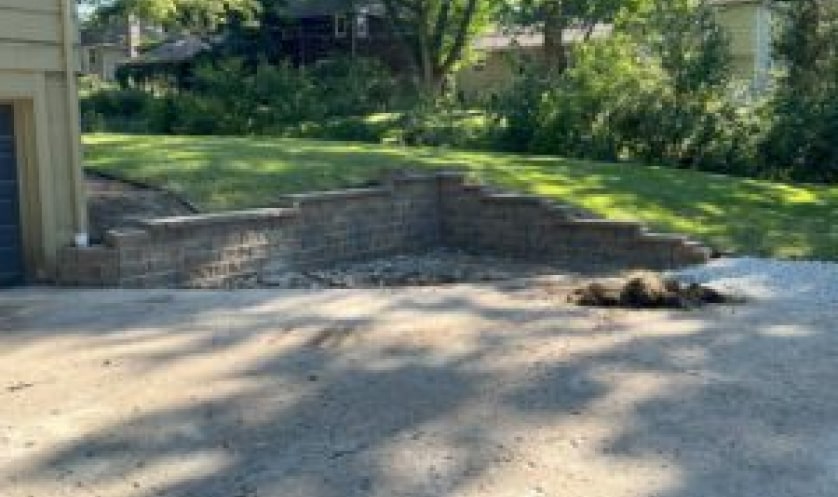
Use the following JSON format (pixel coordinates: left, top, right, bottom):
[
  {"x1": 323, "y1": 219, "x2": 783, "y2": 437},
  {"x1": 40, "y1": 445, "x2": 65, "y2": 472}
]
[
  {"x1": 0, "y1": 0, "x2": 85, "y2": 280},
  {"x1": 458, "y1": 48, "x2": 543, "y2": 102},
  {"x1": 714, "y1": 2, "x2": 765, "y2": 83}
]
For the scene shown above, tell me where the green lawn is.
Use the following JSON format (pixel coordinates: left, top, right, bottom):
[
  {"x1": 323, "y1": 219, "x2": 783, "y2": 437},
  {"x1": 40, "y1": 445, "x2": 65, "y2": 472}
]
[{"x1": 83, "y1": 133, "x2": 838, "y2": 260}]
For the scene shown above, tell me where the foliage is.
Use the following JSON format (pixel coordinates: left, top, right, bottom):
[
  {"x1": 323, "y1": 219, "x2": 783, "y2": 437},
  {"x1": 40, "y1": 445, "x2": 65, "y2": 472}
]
[
  {"x1": 80, "y1": 87, "x2": 158, "y2": 132},
  {"x1": 80, "y1": 0, "x2": 258, "y2": 31},
  {"x1": 381, "y1": 0, "x2": 493, "y2": 91},
  {"x1": 492, "y1": 0, "x2": 754, "y2": 173},
  {"x1": 498, "y1": 0, "x2": 645, "y2": 73},
  {"x1": 396, "y1": 104, "x2": 494, "y2": 147},
  {"x1": 85, "y1": 57, "x2": 402, "y2": 135},
  {"x1": 759, "y1": 0, "x2": 838, "y2": 182}
]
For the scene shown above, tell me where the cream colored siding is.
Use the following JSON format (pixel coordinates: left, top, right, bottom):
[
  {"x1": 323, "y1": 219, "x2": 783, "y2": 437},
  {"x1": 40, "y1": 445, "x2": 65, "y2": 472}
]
[
  {"x1": 45, "y1": 74, "x2": 78, "y2": 247},
  {"x1": 458, "y1": 50, "x2": 540, "y2": 101},
  {"x1": 718, "y1": 2, "x2": 770, "y2": 79},
  {"x1": 0, "y1": 43, "x2": 64, "y2": 72},
  {"x1": 0, "y1": 11, "x2": 63, "y2": 43},
  {"x1": 0, "y1": 0, "x2": 86, "y2": 281},
  {"x1": 1, "y1": 0, "x2": 61, "y2": 12},
  {"x1": 0, "y1": 6, "x2": 64, "y2": 72},
  {"x1": 81, "y1": 46, "x2": 128, "y2": 81}
]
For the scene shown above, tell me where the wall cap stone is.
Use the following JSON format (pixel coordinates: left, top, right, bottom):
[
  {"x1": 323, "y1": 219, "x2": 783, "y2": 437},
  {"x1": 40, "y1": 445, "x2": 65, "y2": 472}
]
[
  {"x1": 558, "y1": 219, "x2": 644, "y2": 231},
  {"x1": 283, "y1": 188, "x2": 390, "y2": 206},
  {"x1": 139, "y1": 208, "x2": 299, "y2": 230},
  {"x1": 105, "y1": 228, "x2": 151, "y2": 248},
  {"x1": 480, "y1": 193, "x2": 544, "y2": 205}
]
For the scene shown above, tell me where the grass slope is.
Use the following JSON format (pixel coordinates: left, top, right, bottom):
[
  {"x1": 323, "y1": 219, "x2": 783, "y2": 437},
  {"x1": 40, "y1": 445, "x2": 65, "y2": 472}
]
[{"x1": 84, "y1": 133, "x2": 838, "y2": 260}]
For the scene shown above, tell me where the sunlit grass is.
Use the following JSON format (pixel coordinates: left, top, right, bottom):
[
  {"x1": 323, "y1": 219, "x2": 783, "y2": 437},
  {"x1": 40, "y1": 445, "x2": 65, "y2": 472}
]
[{"x1": 83, "y1": 133, "x2": 838, "y2": 260}]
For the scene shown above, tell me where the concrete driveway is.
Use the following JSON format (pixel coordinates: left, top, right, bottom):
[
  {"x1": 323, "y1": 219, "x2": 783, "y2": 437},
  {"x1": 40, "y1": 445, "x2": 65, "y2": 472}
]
[{"x1": 1, "y1": 280, "x2": 837, "y2": 497}]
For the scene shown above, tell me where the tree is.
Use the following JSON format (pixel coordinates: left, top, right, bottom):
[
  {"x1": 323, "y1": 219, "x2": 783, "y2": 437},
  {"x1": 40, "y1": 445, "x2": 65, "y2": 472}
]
[
  {"x1": 80, "y1": 0, "x2": 259, "y2": 31},
  {"x1": 381, "y1": 0, "x2": 492, "y2": 92},
  {"x1": 762, "y1": 0, "x2": 838, "y2": 181},
  {"x1": 498, "y1": 0, "x2": 644, "y2": 74},
  {"x1": 627, "y1": 0, "x2": 732, "y2": 97}
]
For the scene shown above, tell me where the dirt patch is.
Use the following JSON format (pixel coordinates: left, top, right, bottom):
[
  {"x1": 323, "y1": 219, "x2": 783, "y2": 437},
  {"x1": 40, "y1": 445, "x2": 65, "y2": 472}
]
[
  {"x1": 85, "y1": 171, "x2": 198, "y2": 243},
  {"x1": 568, "y1": 271, "x2": 734, "y2": 309}
]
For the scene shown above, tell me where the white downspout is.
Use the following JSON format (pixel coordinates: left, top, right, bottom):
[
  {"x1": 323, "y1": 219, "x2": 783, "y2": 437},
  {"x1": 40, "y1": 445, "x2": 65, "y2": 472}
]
[{"x1": 58, "y1": 0, "x2": 89, "y2": 246}]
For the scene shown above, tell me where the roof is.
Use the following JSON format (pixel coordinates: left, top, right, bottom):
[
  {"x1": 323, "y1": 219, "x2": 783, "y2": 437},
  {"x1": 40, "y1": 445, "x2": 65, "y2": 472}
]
[{"x1": 134, "y1": 36, "x2": 210, "y2": 64}]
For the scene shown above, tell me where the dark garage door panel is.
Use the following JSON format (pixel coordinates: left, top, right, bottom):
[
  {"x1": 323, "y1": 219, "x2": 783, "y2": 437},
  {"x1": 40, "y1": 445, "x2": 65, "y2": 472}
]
[{"x1": 0, "y1": 105, "x2": 24, "y2": 287}]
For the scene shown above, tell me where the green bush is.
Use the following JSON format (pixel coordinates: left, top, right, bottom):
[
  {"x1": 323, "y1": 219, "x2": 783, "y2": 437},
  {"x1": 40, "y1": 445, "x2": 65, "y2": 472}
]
[
  {"x1": 306, "y1": 58, "x2": 400, "y2": 117},
  {"x1": 80, "y1": 88, "x2": 158, "y2": 133},
  {"x1": 758, "y1": 0, "x2": 838, "y2": 182},
  {"x1": 492, "y1": 0, "x2": 761, "y2": 175},
  {"x1": 86, "y1": 57, "x2": 406, "y2": 136}
]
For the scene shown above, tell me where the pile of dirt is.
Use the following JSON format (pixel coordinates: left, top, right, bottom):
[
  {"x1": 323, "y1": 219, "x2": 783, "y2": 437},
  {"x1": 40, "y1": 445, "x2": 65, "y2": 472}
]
[{"x1": 568, "y1": 272, "x2": 733, "y2": 309}]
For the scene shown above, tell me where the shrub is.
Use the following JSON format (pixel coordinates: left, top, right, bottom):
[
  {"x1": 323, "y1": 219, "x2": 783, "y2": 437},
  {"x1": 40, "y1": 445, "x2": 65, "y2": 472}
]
[
  {"x1": 80, "y1": 88, "x2": 157, "y2": 133},
  {"x1": 87, "y1": 57, "x2": 407, "y2": 136},
  {"x1": 492, "y1": 0, "x2": 757, "y2": 173},
  {"x1": 759, "y1": 0, "x2": 838, "y2": 182},
  {"x1": 306, "y1": 58, "x2": 400, "y2": 117}
]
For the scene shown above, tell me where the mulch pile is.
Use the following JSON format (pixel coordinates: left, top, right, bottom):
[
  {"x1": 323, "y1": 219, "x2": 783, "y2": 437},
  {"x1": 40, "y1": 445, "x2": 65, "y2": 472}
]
[{"x1": 568, "y1": 272, "x2": 734, "y2": 309}]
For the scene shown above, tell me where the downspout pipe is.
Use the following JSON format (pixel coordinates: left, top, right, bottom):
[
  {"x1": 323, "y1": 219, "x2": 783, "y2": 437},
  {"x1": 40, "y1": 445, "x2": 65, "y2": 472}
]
[{"x1": 58, "y1": 0, "x2": 89, "y2": 246}]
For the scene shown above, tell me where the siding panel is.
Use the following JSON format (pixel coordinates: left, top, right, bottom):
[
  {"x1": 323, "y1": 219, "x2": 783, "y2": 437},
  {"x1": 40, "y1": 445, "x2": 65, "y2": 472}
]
[
  {"x1": 0, "y1": 9, "x2": 62, "y2": 44},
  {"x1": 0, "y1": 43, "x2": 63, "y2": 72},
  {"x1": 0, "y1": 0, "x2": 60, "y2": 13},
  {"x1": 45, "y1": 74, "x2": 77, "y2": 248},
  {"x1": 716, "y1": 4, "x2": 758, "y2": 57}
]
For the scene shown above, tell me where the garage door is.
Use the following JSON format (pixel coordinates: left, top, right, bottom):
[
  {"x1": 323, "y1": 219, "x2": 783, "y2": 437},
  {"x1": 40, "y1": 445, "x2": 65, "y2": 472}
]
[{"x1": 0, "y1": 105, "x2": 24, "y2": 286}]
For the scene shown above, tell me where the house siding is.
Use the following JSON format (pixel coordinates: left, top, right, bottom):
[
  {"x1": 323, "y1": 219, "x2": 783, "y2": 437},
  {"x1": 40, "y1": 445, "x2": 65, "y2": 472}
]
[
  {"x1": 0, "y1": 0, "x2": 86, "y2": 281},
  {"x1": 714, "y1": 1, "x2": 773, "y2": 86}
]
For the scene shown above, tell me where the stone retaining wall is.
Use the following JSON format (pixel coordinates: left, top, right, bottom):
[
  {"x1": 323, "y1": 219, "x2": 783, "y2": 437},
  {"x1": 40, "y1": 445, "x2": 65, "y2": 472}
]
[
  {"x1": 59, "y1": 173, "x2": 710, "y2": 288},
  {"x1": 438, "y1": 174, "x2": 709, "y2": 272}
]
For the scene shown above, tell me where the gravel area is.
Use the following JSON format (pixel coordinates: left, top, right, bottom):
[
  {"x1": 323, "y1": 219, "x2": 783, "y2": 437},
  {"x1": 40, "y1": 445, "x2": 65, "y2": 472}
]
[
  {"x1": 254, "y1": 249, "x2": 577, "y2": 289},
  {"x1": 672, "y1": 257, "x2": 838, "y2": 306}
]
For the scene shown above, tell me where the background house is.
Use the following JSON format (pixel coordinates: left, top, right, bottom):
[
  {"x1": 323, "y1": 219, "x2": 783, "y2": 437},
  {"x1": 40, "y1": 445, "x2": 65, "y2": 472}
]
[
  {"x1": 712, "y1": 0, "x2": 775, "y2": 92},
  {"x1": 219, "y1": 0, "x2": 407, "y2": 69},
  {"x1": 458, "y1": 0, "x2": 777, "y2": 101},
  {"x1": 0, "y1": 0, "x2": 86, "y2": 285},
  {"x1": 279, "y1": 0, "x2": 391, "y2": 65},
  {"x1": 116, "y1": 36, "x2": 212, "y2": 89},
  {"x1": 79, "y1": 15, "x2": 148, "y2": 81},
  {"x1": 456, "y1": 26, "x2": 612, "y2": 102}
]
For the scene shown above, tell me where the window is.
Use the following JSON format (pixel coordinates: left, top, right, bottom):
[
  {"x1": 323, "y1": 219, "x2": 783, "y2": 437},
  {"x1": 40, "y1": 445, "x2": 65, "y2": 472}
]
[
  {"x1": 335, "y1": 15, "x2": 349, "y2": 38},
  {"x1": 356, "y1": 14, "x2": 369, "y2": 39},
  {"x1": 88, "y1": 50, "x2": 97, "y2": 66}
]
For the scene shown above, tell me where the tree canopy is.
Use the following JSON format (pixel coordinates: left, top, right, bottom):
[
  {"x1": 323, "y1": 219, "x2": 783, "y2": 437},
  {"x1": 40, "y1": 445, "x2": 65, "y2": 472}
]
[
  {"x1": 381, "y1": 0, "x2": 493, "y2": 91},
  {"x1": 80, "y1": 0, "x2": 259, "y2": 30},
  {"x1": 498, "y1": 0, "x2": 648, "y2": 73}
]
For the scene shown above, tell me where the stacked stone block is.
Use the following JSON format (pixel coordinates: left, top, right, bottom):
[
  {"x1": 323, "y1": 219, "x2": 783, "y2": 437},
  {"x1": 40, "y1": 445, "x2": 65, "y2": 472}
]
[{"x1": 58, "y1": 173, "x2": 711, "y2": 288}]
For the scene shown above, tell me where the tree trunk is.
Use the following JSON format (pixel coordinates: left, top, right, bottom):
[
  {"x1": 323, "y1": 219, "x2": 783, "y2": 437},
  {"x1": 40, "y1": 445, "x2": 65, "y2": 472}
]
[{"x1": 543, "y1": 0, "x2": 569, "y2": 74}]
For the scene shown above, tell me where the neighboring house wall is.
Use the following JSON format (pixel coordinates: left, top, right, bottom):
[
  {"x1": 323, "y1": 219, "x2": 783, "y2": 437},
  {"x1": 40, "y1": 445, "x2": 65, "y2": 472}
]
[
  {"x1": 80, "y1": 44, "x2": 128, "y2": 81},
  {"x1": 457, "y1": 47, "x2": 542, "y2": 102},
  {"x1": 0, "y1": 0, "x2": 87, "y2": 283},
  {"x1": 714, "y1": 0, "x2": 774, "y2": 92}
]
